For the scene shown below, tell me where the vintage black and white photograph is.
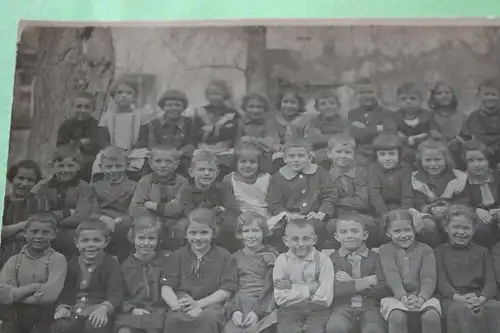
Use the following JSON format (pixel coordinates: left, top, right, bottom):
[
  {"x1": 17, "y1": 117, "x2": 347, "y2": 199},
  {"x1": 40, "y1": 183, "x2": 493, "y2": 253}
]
[{"x1": 2, "y1": 22, "x2": 500, "y2": 333}]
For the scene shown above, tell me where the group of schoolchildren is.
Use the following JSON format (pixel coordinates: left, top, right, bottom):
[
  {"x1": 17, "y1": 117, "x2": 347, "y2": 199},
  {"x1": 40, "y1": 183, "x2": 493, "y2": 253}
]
[{"x1": 2, "y1": 74, "x2": 500, "y2": 333}]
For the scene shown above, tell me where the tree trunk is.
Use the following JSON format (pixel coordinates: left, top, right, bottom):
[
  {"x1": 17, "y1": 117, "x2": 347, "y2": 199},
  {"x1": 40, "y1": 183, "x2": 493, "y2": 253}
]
[
  {"x1": 245, "y1": 26, "x2": 267, "y2": 94},
  {"x1": 27, "y1": 27, "x2": 115, "y2": 171}
]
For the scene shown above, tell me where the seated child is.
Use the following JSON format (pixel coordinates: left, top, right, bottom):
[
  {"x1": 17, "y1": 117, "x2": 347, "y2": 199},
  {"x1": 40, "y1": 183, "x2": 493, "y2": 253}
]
[
  {"x1": 273, "y1": 219, "x2": 334, "y2": 333},
  {"x1": 179, "y1": 149, "x2": 240, "y2": 253},
  {"x1": 90, "y1": 146, "x2": 137, "y2": 262},
  {"x1": 39, "y1": 144, "x2": 91, "y2": 258},
  {"x1": 51, "y1": 219, "x2": 124, "y2": 333},
  {"x1": 463, "y1": 140, "x2": 500, "y2": 248},
  {"x1": 306, "y1": 89, "x2": 348, "y2": 170},
  {"x1": 266, "y1": 137, "x2": 335, "y2": 252},
  {"x1": 347, "y1": 78, "x2": 396, "y2": 166},
  {"x1": 392, "y1": 81, "x2": 442, "y2": 166},
  {"x1": 435, "y1": 205, "x2": 500, "y2": 333},
  {"x1": 411, "y1": 139, "x2": 470, "y2": 247},
  {"x1": 136, "y1": 89, "x2": 197, "y2": 178},
  {"x1": 129, "y1": 145, "x2": 189, "y2": 251},
  {"x1": 369, "y1": 133, "x2": 413, "y2": 219},
  {"x1": 2, "y1": 160, "x2": 50, "y2": 268},
  {"x1": 326, "y1": 218, "x2": 387, "y2": 333},
  {"x1": 326, "y1": 134, "x2": 377, "y2": 248},
  {"x1": 223, "y1": 138, "x2": 271, "y2": 219},
  {"x1": 461, "y1": 78, "x2": 500, "y2": 169},
  {"x1": 379, "y1": 209, "x2": 442, "y2": 333},
  {"x1": 0, "y1": 212, "x2": 67, "y2": 333},
  {"x1": 161, "y1": 208, "x2": 238, "y2": 333},
  {"x1": 57, "y1": 92, "x2": 110, "y2": 182},
  {"x1": 115, "y1": 215, "x2": 170, "y2": 333},
  {"x1": 193, "y1": 79, "x2": 240, "y2": 177},
  {"x1": 223, "y1": 212, "x2": 278, "y2": 333}
]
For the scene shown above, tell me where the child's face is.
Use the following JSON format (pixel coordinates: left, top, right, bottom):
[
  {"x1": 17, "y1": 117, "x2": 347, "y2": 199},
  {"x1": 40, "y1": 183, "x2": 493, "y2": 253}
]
[
  {"x1": 376, "y1": 149, "x2": 399, "y2": 170},
  {"x1": 386, "y1": 219, "x2": 415, "y2": 249},
  {"x1": 316, "y1": 97, "x2": 339, "y2": 115},
  {"x1": 433, "y1": 86, "x2": 453, "y2": 107},
  {"x1": 75, "y1": 230, "x2": 108, "y2": 261},
  {"x1": 114, "y1": 84, "x2": 136, "y2": 108},
  {"x1": 236, "y1": 149, "x2": 260, "y2": 179},
  {"x1": 162, "y1": 100, "x2": 185, "y2": 122},
  {"x1": 245, "y1": 98, "x2": 266, "y2": 120},
  {"x1": 283, "y1": 147, "x2": 312, "y2": 173},
  {"x1": 134, "y1": 228, "x2": 159, "y2": 257},
  {"x1": 334, "y1": 220, "x2": 368, "y2": 252},
  {"x1": 206, "y1": 85, "x2": 226, "y2": 107},
  {"x1": 479, "y1": 86, "x2": 500, "y2": 112},
  {"x1": 52, "y1": 157, "x2": 81, "y2": 182},
  {"x1": 72, "y1": 97, "x2": 94, "y2": 120},
  {"x1": 446, "y1": 215, "x2": 475, "y2": 247},
  {"x1": 149, "y1": 149, "x2": 179, "y2": 178},
  {"x1": 280, "y1": 93, "x2": 300, "y2": 118},
  {"x1": 328, "y1": 143, "x2": 355, "y2": 169},
  {"x1": 240, "y1": 220, "x2": 264, "y2": 251},
  {"x1": 11, "y1": 167, "x2": 38, "y2": 198},
  {"x1": 25, "y1": 221, "x2": 55, "y2": 252},
  {"x1": 283, "y1": 224, "x2": 317, "y2": 258},
  {"x1": 189, "y1": 161, "x2": 219, "y2": 189},
  {"x1": 186, "y1": 221, "x2": 213, "y2": 253},
  {"x1": 466, "y1": 150, "x2": 489, "y2": 177},
  {"x1": 355, "y1": 84, "x2": 377, "y2": 108},
  {"x1": 100, "y1": 157, "x2": 127, "y2": 183},
  {"x1": 398, "y1": 93, "x2": 422, "y2": 115},
  {"x1": 421, "y1": 148, "x2": 446, "y2": 177}
]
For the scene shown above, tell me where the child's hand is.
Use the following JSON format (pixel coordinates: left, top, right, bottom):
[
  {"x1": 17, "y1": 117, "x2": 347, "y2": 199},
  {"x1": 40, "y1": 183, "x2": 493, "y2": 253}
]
[
  {"x1": 352, "y1": 121, "x2": 367, "y2": 129},
  {"x1": 476, "y1": 208, "x2": 492, "y2": 224},
  {"x1": 376, "y1": 125, "x2": 384, "y2": 132},
  {"x1": 132, "y1": 308, "x2": 151, "y2": 315},
  {"x1": 410, "y1": 296, "x2": 425, "y2": 311},
  {"x1": 54, "y1": 307, "x2": 71, "y2": 320},
  {"x1": 306, "y1": 212, "x2": 325, "y2": 221},
  {"x1": 430, "y1": 206, "x2": 447, "y2": 218},
  {"x1": 453, "y1": 294, "x2": 469, "y2": 305},
  {"x1": 274, "y1": 277, "x2": 292, "y2": 290},
  {"x1": 400, "y1": 295, "x2": 411, "y2": 308},
  {"x1": 185, "y1": 301, "x2": 202, "y2": 317},
  {"x1": 335, "y1": 271, "x2": 353, "y2": 282},
  {"x1": 113, "y1": 217, "x2": 125, "y2": 224},
  {"x1": 366, "y1": 275, "x2": 378, "y2": 287},
  {"x1": 242, "y1": 311, "x2": 259, "y2": 327},
  {"x1": 214, "y1": 206, "x2": 226, "y2": 213},
  {"x1": 144, "y1": 201, "x2": 158, "y2": 211},
  {"x1": 307, "y1": 281, "x2": 320, "y2": 295},
  {"x1": 80, "y1": 138, "x2": 91, "y2": 145},
  {"x1": 232, "y1": 311, "x2": 244, "y2": 327},
  {"x1": 89, "y1": 305, "x2": 108, "y2": 328}
]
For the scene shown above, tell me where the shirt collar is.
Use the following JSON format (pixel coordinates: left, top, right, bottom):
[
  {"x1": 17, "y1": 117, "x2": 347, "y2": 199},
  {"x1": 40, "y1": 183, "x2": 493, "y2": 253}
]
[
  {"x1": 151, "y1": 172, "x2": 178, "y2": 185},
  {"x1": 78, "y1": 252, "x2": 105, "y2": 270},
  {"x1": 279, "y1": 163, "x2": 318, "y2": 180},
  {"x1": 190, "y1": 181, "x2": 217, "y2": 193},
  {"x1": 468, "y1": 170, "x2": 494, "y2": 185},
  {"x1": 159, "y1": 116, "x2": 185, "y2": 129},
  {"x1": 20, "y1": 245, "x2": 53, "y2": 260},
  {"x1": 337, "y1": 243, "x2": 369, "y2": 258},
  {"x1": 329, "y1": 165, "x2": 356, "y2": 180},
  {"x1": 48, "y1": 175, "x2": 81, "y2": 188},
  {"x1": 276, "y1": 114, "x2": 303, "y2": 127},
  {"x1": 186, "y1": 245, "x2": 215, "y2": 263},
  {"x1": 286, "y1": 248, "x2": 317, "y2": 262},
  {"x1": 129, "y1": 251, "x2": 168, "y2": 268},
  {"x1": 242, "y1": 114, "x2": 266, "y2": 126}
]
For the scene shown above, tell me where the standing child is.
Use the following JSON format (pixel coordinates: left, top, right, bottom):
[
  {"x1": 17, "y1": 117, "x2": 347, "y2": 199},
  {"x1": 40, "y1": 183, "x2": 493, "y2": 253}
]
[
  {"x1": 129, "y1": 145, "x2": 189, "y2": 251},
  {"x1": 435, "y1": 205, "x2": 500, "y2": 333},
  {"x1": 0, "y1": 212, "x2": 67, "y2": 333},
  {"x1": 57, "y1": 92, "x2": 110, "y2": 182},
  {"x1": 114, "y1": 215, "x2": 170, "y2": 333},
  {"x1": 379, "y1": 209, "x2": 442, "y2": 333},
  {"x1": 326, "y1": 218, "x2": 387, "y2": 333},
  {"x1": 223, "y1": 138, "x2": 271, "y2": 219},
  {"x1": 223, "y1": 212, "x2": 279, "y2": 333},
  {"x1": 273, "y1": 220, "x2": 334, "y2": 333},
  {"x1": 326, "y1": 134, "x2": 376, "y2": 248},
  {"x1": 2, "y1": 160, "x2": 50, "y2": 268},
  {"x1": 179, "y1": 149, "x2": 240, "y2": 253},
  {"x1": 51, "y1": 219, "x2": 124, "y2": 333},
  {"x1": 90, "y1": 146, "x2": 137, "y2": 262},
  {"x1": 39, "y1": 144, "x2": 91, "y2": 258},
  {"x1": 411, "y1": 139, "x2": 470, "y2": 247},
  {"x1": 266, "y1": 137, "x2": 335, "y2": 252},
  {"x1": 348, "y1": 78, "x2": 396, "y2": 166},
  {"x1": 392, "y1": 82, "x2": 442, "y2": 166},
  {"x1": 161, "y1": 208, "x2": 238, "y2": 333}
]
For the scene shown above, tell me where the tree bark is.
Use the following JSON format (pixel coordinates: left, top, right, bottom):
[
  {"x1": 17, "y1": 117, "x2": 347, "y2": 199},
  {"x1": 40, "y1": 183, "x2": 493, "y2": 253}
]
[
  {"x1": 245, "y1": 26, "x2": 267, "y2": 94},
  {"x1": 27, "y1": 27, "x2": 115, "y2": 170}
]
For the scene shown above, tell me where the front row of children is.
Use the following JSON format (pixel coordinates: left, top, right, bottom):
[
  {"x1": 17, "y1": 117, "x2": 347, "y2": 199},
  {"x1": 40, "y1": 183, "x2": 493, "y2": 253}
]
[{"x1": 2, "y1": 204, "x2": 500, "y2": 333}]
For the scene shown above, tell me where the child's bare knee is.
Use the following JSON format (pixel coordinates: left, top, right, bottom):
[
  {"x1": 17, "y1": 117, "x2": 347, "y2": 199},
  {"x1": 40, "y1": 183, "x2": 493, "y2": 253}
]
[
  {"x1": 421, "y1": 309, "x2": 440, "y2": 325},
  {"x1": 388, "y1": 310, "x2": 407, "y2": 325}
]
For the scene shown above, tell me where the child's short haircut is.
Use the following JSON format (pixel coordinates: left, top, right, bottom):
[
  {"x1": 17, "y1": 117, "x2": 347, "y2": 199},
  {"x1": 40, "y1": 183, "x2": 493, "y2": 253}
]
[
  {"x1": 110, "y1": 76, "x2": 139, "y2": 97},
  {"x1": 100, "y1": 146, "x2": 128, "y2": 165},
  {"x1": 478, "y1": 78, "x2": 500, "y2": 94},
  {"x1": 462, "y1": 139, "x2": 490, "y2": 165},
  {"x1": 52, "y1": 143, "x2": 84, "y2": 166},
  {"x1": 444, "y1": 204, "x2": 477, "y2": 227},
  {"x1": 372, "y1": 132, "x2": 402, "y2": 152},
  {"x1": 74, "y1": 92, "x2": 96, "y2": 108},
  {"x1": 285, "y1": 218, "x2": 316, "y2": 236},
  {"x1": 205, "y1": 78, "x2": 231, "y2": 101},
  {"x1": 416, "y1": 139, "x2": 456, "y2": 170},
  {"x1": 190, "y1": 149, "x2": 218, "y2": 168},
  {"x1": 335, "y1": 216, "x2": 367, "y2": 232},
  {"x1": 157, "y1": 89, "x2": 189, "y2": 110},
  {"x1": 428, "y1": 81, "x2": 458, "y2": 110},
  {"x1": 396, "y1": 81, "x2": 422, "y2": 98},
  {"x1": 7, "y1": 160, "x2": 42, "y2": 183},
  {"x1": 26, "y1": 211, "x2": 58, "y2": 230},
  {"x1": 127, "y1": 215, "x2": 161, "y2": 243},
  {"x1": 75, "y1": 219, "x2": 111, "y2": 239},
  {"x1": 149, "y1": 144, "x2": 180, "y2": 160},
  {"x1": 236, "y1": 211, "x2": 270, "y2": 238},
  {"x1": 276, "y1": 87, "x2": 305, "y2": 113},
  {"x1": 381, "y1": 209, "x2": 415, "y2": 232},
  {"x1": 283, "y1": 136, "x2": 312, "y2": 153},
  {"x1": 328, "y1": 133, "x2": 356, "y2": 150},
  {"x1": 241, "y1": 92, "x2": 270, "y2": 112},
  {"x1": 314, "y1": 89, "x2": 340, "y2": 109},
  {"x1": 187, "y1": 208, "x2": 219, "y2": 237}
]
